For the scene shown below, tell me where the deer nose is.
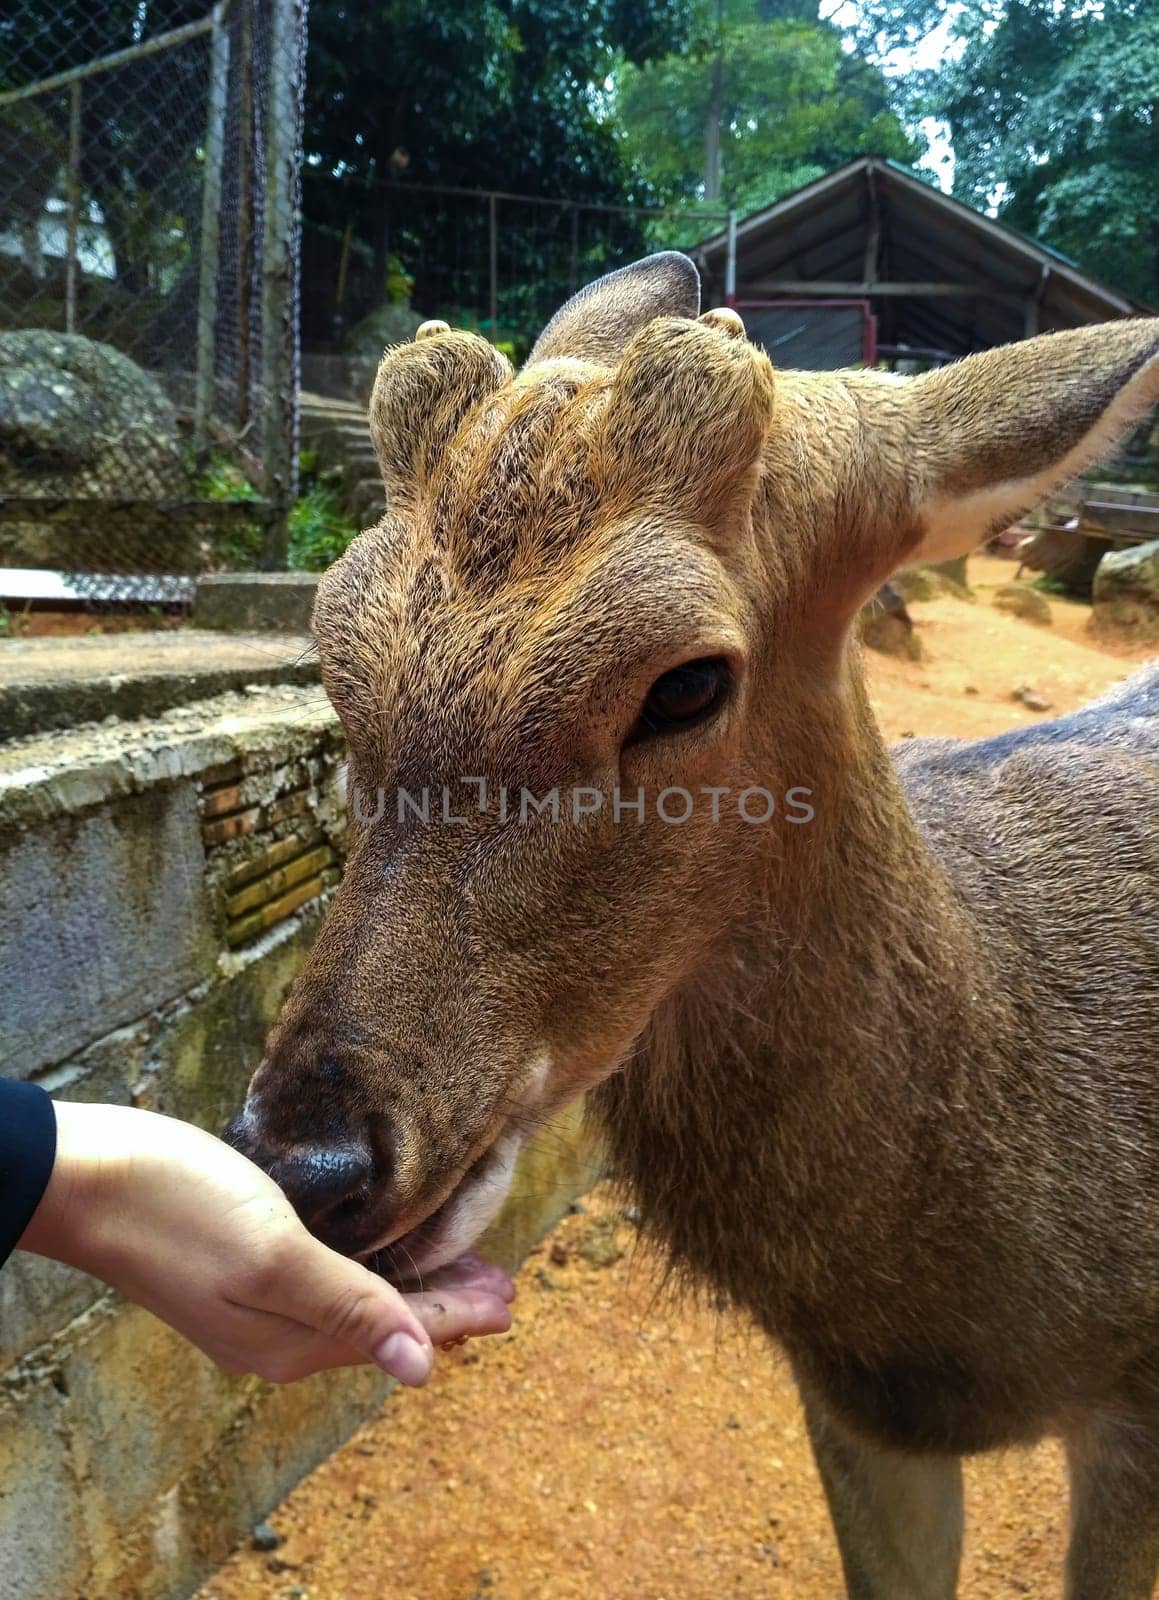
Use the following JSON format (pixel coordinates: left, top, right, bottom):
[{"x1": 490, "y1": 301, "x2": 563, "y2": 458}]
[
  {"x1": 223, "y1": 1115, "x2": 384, "y2": 1247},
  {"x1": 270, "y1": 1144, "x2": 378, "y2": 1234}
]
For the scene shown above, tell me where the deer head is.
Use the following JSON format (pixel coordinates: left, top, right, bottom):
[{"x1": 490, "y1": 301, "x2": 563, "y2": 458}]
[{"x1": 230, "y1": 253, "x2": 1159, "y2": 1276}]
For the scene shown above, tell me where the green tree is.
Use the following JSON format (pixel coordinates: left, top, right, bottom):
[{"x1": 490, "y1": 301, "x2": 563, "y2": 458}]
[
  {"x1": 304, "y1": 1, "x2": 696, "y2": 283},
  {"x1": 856, "y1": 0, "x2": 1159, "y2": 304},
  {"x1": 612, "y1": 0, "x2": 918, "y2": 215}
]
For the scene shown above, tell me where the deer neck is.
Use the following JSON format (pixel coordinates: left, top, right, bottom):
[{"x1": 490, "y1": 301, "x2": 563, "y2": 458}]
[{"x1": 594, "y1": 650, "x2": 1009, "y2": 1334}]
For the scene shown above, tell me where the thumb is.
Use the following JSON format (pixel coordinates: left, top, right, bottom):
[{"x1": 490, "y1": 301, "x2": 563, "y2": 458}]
[{"x1": 256, "y1": 1233, "x2": 435, "y2": 1384}]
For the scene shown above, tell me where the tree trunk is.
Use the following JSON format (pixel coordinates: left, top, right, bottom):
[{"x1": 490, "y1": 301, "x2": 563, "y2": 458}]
[{"x1": 704, "y1": 0, "x2": 724, "y2": 203}]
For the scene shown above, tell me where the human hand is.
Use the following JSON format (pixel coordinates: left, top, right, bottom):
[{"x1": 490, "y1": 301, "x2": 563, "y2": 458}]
[{"x1": 19, "y1": 1102, "x2": 514, "y2": 1385}]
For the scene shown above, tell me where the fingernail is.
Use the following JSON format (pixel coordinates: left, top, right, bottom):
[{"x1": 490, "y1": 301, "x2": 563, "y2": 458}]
[{"x1": 374, "y1": 1331, "x2": 432, "y2": 1386}]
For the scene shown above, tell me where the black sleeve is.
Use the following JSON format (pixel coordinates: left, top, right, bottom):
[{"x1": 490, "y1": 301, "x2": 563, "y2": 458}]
[{"x1": 0, "y1": 1081, "x2": 57, "y2": 1268}]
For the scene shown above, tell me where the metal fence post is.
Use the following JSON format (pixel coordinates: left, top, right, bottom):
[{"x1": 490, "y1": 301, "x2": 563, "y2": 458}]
[
  {"x1": 488, "y1": 190, "x2": 498, "y2": 336},
  {"x1": 65, "y1": 80, "x2": 81, "y2": 333},
  {"x1": 258, "y1": 0, "x2": 306, "y2": 569},
  {"x1": 725, "y1": 210, "x2": 737, "y2": 308},
  {"x1": 235, "y1": 0, "x2": 255, "y2": 433},
  {"x1": 193, "y1": 1, "x2": 231, "y2": 456}
]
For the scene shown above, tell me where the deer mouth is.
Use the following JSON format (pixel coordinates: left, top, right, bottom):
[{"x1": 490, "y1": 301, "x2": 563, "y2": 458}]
[{"x1": 360, "y1": 1126, "x2": 524, "y2": 1286}]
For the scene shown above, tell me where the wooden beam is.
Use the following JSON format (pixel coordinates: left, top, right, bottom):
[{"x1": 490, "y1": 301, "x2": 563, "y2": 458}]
[
  {"x1": 864, "y1": 164, "x2": 881, "y2": 286},
  {"x1": 1025, "y1": 262, "x2": 1050, "y2": 337},
  {"x1": 744, "y1": 280, "x2": 1028, "y2": 300}
]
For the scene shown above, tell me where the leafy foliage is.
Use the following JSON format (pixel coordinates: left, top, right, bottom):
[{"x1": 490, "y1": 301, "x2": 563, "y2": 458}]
[
  {"x1": 302, "y1": 1, "x2": 699, "y2": 339},
  {"x1": 856, "y1": 0, "x2": 1159, "y2": 303},
  {"x1": 194, "y1": 453, "x2": 265, "y2": 570},
  {"x1": 287, "y1": 482, "x2": 361, "y2": 572},
  {"x1": 194, "y1": 452, "x2": 361, "y2": 573},
  {"x1": 304, "y1": 1, "x2": 696, "y2": 233},
  {"x1": 612, "y1": 0, "x2": 918, "y2": 213}
]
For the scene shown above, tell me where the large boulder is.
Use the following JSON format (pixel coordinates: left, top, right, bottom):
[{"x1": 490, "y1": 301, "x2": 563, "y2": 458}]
[
  {"x1": 992, "y1": 581, "x2": 1052, "y2": 625},
  {"x1": 0, "y1": 330, "x2": 189, "y2": 570},
  {"x1": 1092, "y1": 539, "x2": 1159, "y2": 641},
  {"x1": 859, "y1": 580, "x2": 921, "y2": 659},
  {"x1": 892, "y1": 557, "x2": 971, "y2": 603},
  {"x1": 342, "y1": 302, "x2": 425, "y2": 401}
]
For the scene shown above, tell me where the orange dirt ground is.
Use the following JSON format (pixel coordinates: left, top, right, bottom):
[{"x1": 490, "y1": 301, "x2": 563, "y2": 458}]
[{"x1": 196, "y1": 557, "x2": 1155, "y2": 1600}]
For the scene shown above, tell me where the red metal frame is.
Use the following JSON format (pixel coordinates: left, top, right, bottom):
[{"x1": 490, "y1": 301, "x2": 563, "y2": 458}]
[{"x1": 732, "y1": 296, "x2": 878, "y2": 368}]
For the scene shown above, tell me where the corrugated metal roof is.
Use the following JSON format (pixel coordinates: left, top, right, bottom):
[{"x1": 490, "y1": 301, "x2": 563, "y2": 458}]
[{"x1": 694, "y1": 157, "x2": 1153, "y2": 358}]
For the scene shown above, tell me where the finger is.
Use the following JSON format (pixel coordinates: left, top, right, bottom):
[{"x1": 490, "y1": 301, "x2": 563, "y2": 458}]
[
  {"x1": 242, "y1": 1233, "x2": 436, "y2": 1384},
  {"x1": 404, "y1": 1287, "x2": 512, "y2": 1346},
  {"x1": 169, "y1": 1301, "x2": 381, "y2": 1385},
  {"x1": 221, "y1": 1288, "x2": 511, "y2": 1384},
  {"x1": 423, "y1": 1253, "x2": 516, "y2": 1302}
]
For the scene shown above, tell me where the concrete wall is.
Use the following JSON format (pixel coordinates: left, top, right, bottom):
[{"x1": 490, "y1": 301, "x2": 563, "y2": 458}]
[{"x1": 0, "y1": 686, "x2": 600, "y2": 1600}]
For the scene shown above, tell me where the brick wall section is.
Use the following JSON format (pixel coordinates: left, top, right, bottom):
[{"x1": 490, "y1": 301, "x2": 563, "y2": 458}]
[
  {"x1": 0, "y1": 686, "x2": 601, "y2": 1600},
  {"x1": 195, "y1": 736, "x2": 346, "y2": 949}
]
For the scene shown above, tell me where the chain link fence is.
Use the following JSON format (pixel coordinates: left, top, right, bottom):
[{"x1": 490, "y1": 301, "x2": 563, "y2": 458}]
[
  {"x1": 299, "y1": 179, "x2": 733, "y2": 401},
  {"x1": 0, "y1": 0, "x2": 305, "y2": 624}
]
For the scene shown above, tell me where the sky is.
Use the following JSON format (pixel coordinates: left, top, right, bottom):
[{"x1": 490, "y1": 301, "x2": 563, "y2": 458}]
[{"x1": 827, "y1": 1, "x2": 965, "y2": 191}]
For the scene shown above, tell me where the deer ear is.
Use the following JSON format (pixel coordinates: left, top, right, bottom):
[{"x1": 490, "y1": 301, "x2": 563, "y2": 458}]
[
  {"x1": 895, "y1": 321, "x2": 1159, "y2": 565},
  {"x1": 527, "y1": 252, "x2": 701, "y2": 367},
  {"x1": 370, "y1": 330, "x2": 512, "y2": 505}
]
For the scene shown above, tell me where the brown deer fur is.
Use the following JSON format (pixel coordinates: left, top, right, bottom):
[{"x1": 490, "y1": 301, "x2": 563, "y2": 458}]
[{"x1": 236, "y1": 256, "x2": 1159, "y2": 1598}]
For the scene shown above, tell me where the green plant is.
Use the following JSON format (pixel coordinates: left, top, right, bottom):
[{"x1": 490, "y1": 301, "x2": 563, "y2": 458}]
[
  {"x1": 1032, "y1": 574, "x2": 1069, "y2": 597},
  {"x1": 288, "y1": 482, "x2": 361, "y2": 572},
  {"x1": 0, "y1": 599, "x2": 31, "y2": 637},
  {"x1": 385, "y1": 252, "x2": 415, "y2": 305},
  {"x1": 194, "y1": 452, "x2": 266, "y2": 570}
]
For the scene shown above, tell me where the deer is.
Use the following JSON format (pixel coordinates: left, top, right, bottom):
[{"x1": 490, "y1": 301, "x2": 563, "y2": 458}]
[{"x1": 228, "y1": 254, "x2": 1159, "y2": 1599}]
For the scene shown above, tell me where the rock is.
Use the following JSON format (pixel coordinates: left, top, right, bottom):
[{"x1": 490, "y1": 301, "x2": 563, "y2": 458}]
[
  {"x1": 1092, "y1": 539, "x2": 1159, "y2": 641},
  {"x1": 859, "y1": 581, "x2": 921, "y2": 659},
  {"x1": 577, "y1": 1214, "x2": 625, "y2": 1269},
  {"x1": 251, "y1": 1521, "x2": 282, "y2": 1552},
  {"x1": 343, "y1": 303, "x2": 426, "y2": 397},
  {"x1": 1012, "y1": 684, "x2": 1052, "y2": 712},
  {"x1": 0, "y1": 330, "x2": 189, "y2": 570},
  {"x1": 992, "y1": 582, "x2": 1052, "y2": 625},
  {"x1": 927, "y1": 554, "x2": 971, "y2": 594},
  {"x1": 892, "y1": 558, "x2": 971, "y2": 603}
]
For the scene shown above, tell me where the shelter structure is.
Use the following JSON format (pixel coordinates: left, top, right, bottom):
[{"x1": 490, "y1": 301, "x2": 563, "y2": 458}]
[{"x1": 694, "y1": 156, "x2": 1152, "y2": 370}]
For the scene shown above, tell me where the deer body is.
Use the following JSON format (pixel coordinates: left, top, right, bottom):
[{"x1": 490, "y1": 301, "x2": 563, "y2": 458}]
[
  {"x1": 601, "y1": 665, "x2": 1159, "y2": 1461},
  {"x1": 233, "y1": 256, "x2": 1159, "y2": 1598}
]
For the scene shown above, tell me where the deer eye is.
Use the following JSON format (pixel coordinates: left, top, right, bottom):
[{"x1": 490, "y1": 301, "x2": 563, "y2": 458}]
[{"x1": 629, "y1": 658, "x2": 732, "y2": 743}]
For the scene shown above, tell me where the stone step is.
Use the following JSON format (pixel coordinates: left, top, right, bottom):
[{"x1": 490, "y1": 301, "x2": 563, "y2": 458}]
[
  {"x1": 0, "y1": 628, "x2": 318, "y2": 743},
  {"x1": 299, "y1": 389, "x2": 365, "y2": 418},
  {"x1": 341, "y1": 452, "x2": 381, "y2": 499},
  {"x1": 297, "y1": 391, "x2": 380, "y2": 522},
  {"x1": 352, "y1": 476, "x2": 386, "y2": 522},
  {"x1": 300, "y1": 416, "x2": 369, "y2": 451}
]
